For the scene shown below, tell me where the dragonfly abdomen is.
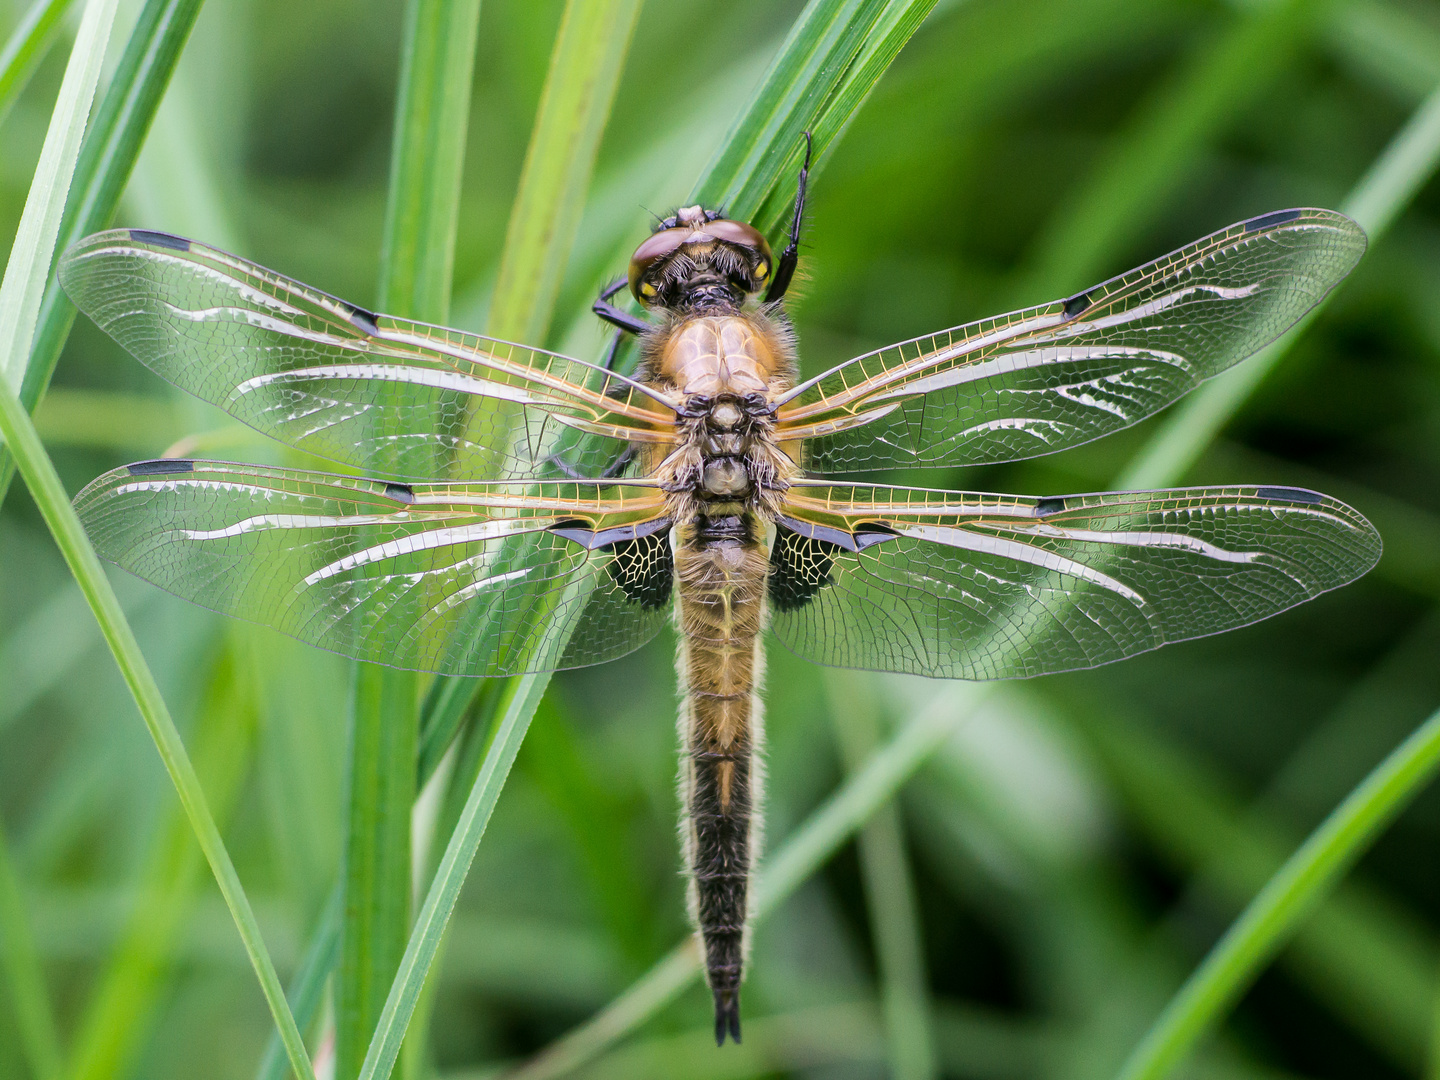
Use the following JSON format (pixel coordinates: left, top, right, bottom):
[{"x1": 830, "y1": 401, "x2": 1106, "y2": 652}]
[{"x1": 674, "y1": 514, "x2": 768, "y2": 1046}]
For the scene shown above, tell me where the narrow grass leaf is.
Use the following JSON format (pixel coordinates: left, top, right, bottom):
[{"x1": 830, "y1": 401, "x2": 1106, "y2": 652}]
[
  {"x1": 1082, "y1": 702, "x2": 1435, "y2": 1068},
  {"x1": 0, "y1": 0, "x2": 74, "y2": 128},
  {"x1": 255, "y1": 887, "x2": 344, "y2": 1080},
  {"x1": 827, "y1": 671, "x2": 937, "y2": 1080},
  {"x1": 337, "y1": 5, "x2": 485, "y2": 1074},
  {"x1": 0, "y1": 0, "x2": 116, "y2": 397},
  {"x1": 1117, "y1": 705, "x2": 1440, "y2": 1080},
  {"x1": 0, "y1": 346, "x2": 315, "y2": 1080},
  {"x1": 378, "y1": 0, "x2": 484, "y2": 323},
  {"x1": 338, "y1": 667, "x2": 418, "y2": 1080},
  {"x1": 487, "y1": 0, "x2": 644, "y2": 345},
  {"x1": 337, "y1": 8, "x2": 650, "y2": 1074},
  {"x1": 692, "y1": 0, "x2": 939, "y2": 241},
  {"x1": 255, "y1": 675, "x2": 501, "y2": 1080},
  {"x1": 355, "y1": 675, "x2": 545, "y2": 1080},
  {"x1": 66, "y1": 648, "x2": 258, "y2": 1080},
  {"x1": 0, "y1": 0, "x2": 206, "y2": 503},
  {"x1": 0, "y1": 823, "x2": 62, "y2": 1080}
]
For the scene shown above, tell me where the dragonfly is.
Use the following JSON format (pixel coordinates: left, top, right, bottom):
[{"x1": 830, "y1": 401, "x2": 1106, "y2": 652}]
[{"x1": 61, "y1": 146, "x2": 1379, "y2": 1044}]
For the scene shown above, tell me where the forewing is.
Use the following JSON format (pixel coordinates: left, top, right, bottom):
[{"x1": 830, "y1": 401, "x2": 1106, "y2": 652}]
[
  {"x1": 59, "y1": 230, "x2": 676, "y2": 480},
  {"x1": 777, "y1": 209, "x2": 1366, "y2": 473},
  {"x1": 770, "y1": 483, "x2": 1380, "y2": 679},
  {"x1": 74, "y1": 460, "x2": 672, "y2": 676}
]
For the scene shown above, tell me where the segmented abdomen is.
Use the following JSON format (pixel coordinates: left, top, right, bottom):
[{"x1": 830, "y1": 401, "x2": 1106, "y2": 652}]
[{"x1": 674, "y1": 527, "x2": 768, "y2": 1046}]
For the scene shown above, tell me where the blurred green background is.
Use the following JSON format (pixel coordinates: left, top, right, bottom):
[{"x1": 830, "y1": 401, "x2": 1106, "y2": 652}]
[{"x1": 3, "y1": 0, "x2": 1440, "y2": 1078}]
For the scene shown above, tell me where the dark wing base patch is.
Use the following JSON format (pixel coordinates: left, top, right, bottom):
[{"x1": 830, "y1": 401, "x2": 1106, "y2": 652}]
[
  {"x1": 768, "y1": 525, "x2": 840, "y2": 612},
  {"x1": 605, "y1": 532, "x2": 674, "y2": 609}
]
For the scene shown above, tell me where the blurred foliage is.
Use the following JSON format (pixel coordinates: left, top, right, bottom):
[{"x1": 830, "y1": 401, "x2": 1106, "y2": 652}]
[{"x1": 3, "y1": 0, "x2": 1440, "y2": 1079}]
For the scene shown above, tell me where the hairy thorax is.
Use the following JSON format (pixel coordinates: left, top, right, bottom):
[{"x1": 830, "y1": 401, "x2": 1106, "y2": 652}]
[{"x1": 642, "y1": 312, "x2": 799, "y2": 523}]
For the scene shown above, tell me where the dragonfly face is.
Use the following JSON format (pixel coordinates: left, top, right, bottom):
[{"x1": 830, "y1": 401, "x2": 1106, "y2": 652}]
[
  {"x1": 62, "y1": 159, "x2": 1379, "y2": 1044},
  {"x1": 627, "y1": 204, "x2": 775, "y2": 309}
]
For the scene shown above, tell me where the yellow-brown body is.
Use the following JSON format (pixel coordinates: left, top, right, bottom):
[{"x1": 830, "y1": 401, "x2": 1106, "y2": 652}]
[{"x1": 639, "y1": 311, "x2": 797, "y2": 1039}]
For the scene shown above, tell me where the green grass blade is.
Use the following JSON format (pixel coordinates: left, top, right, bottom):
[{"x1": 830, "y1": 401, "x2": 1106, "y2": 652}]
[
  {"x1": 337, "y1": 666, "x2": 419, "y2": 1080},
  {"x1": 692, "y1": 0, "x2": 939, "y2": 240},
  {"x1": 486, "y1": 0, "x2": 643, "y2": 345},
  {"x1": 1116, "y1": 705, "x2": 1440, "y2": 1080},
  {"x1": 1080, "y1": 702, "x2": 1435, "y2": 1069},
  {"x1": 255, "y1": 679, "x2": 500, "y2": 1080},
  {"x1": 1118, "y1": 78, "x2": 1440, "y2": 490},
  {"x1": 0, "y1": 823, "x2": 62, "y2": 1080},
  {"x1": 0, "y1": 0, "x2": 74, "y2": 129},
  {"x1": 0, "y1": 11, "x2": 307, "y2": 1070},
  {"x1": 1097, "y1": 81, "x2": 1440, "y2": 1075},
  {"x1": 355, "y1": 674, "x2": 546, "y2": 1080},
  {"x1": 338, "y1": 7, "x2": 648, "y2": 1074},
  {"x1": 828, "y1": 672, "x2": 937, "y2": 1080},
  {"x1": 336, "y1": 5, "x2": 483, "y2": 1075},
  {"x1": 378, "y1": 0, "x2": 484, "y2": 323},
  {"x1": 0, "y1": 0, "x2": 114, "y2": 398},
  {"x1": 65, "y1": 647, "x2": 258, "y2": 1080},
  {"x1": 0, "y1": 0, "x2": 205, "y2": 502},
  {"x1": 255, "y1": 886, "x2": 344, "y2": 1080},
  {"x1": 0, "y1": 258, "x2": 317, "y2": 1080}
]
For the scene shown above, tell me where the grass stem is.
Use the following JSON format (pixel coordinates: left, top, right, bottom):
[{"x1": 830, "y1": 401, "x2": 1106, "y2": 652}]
[{"x1": 1116, "y1": 705, "x2": 1440, "y2": 1080}]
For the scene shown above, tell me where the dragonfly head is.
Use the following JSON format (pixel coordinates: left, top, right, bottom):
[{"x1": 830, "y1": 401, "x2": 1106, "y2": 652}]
[{"x1": 628, "y1": 205, "x2": 774, "y2": 311}]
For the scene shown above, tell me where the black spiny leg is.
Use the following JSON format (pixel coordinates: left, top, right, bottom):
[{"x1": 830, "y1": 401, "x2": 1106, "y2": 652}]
[
  {"x1": 764, "y1": 131, "x2": 811, "y2": 304},
  {"x1": 593, "y1": 275, "x2": 650, "y2": 337},
  {"x1": 544, "y1": 446, "x2": 634, "y2": 481},
  {"x1": 598, "y1": 327, "x2": 626, "y2": 372}
]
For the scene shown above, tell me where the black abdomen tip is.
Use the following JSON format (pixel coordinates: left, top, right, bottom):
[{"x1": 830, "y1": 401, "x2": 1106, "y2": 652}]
[{"x1": 713, "y1": 989, "x2": 742, "y2": 1046}]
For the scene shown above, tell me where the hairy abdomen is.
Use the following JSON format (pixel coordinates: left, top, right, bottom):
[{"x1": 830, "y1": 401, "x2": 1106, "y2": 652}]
[{"x1": 674, "y1": 525, "x2": 768, "y2": 1046}]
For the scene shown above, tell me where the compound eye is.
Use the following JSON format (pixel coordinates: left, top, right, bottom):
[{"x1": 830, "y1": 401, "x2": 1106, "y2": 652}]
[
  {"x1": 704, "y1": 219, "x2": 773, "y2": 293},
  {"x1": 628, "y1": 226, "x2": 689, "y2": 303},
  {"x1": 705, "y1": 218, "x2": 769, "y2": 254}
]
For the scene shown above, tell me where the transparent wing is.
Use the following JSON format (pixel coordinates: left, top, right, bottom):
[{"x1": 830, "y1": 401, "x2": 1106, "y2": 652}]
[
  {"x1": 74, "y1": 459, "x2": 673, "y2": 677},
  {"x1": 775, "y1": 209, "x2": 1366, "y2": 474},
  {"x1": 59, "y1": 230, "x2": 677, "y2": 481},
  {"x1": 769, "y1": 483, "x2": 1380, "y2": 679}
]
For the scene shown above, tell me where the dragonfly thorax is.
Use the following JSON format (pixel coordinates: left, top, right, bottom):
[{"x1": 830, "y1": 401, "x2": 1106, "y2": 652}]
[
  {"x1": 652, "y1": 315, "x2": 786, "y2": 397},
  {"x1": 642, "y1": 312, "x2": 798, "y2": 518}
]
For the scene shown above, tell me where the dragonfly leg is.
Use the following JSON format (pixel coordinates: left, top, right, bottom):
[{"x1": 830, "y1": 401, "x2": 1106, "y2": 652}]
[
  {"x1": 764, "y1": 131, "x2": 811, "y2": 304},
  {"x1": 594, "y1": 275, "x2": 650, "y2": 336},
  {"x1": 600, "y1": 447, "x2": 635, "y2": 478},
  {"x1": 544, "y1": 446, "x2": 634, "y2": 481},
  {"x1": 599, "y1": 327, "x2": 626, "y2": 372}
]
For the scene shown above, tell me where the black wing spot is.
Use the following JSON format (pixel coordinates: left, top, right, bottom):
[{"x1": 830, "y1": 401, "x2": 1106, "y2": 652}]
[
  {"x1": 128, "y1": 229, "x2": 190, "y2": 252},
  {"x1": 853, "y1": 522, "x2": 900, "y2": 550},
  {"x1": 1245, "y1": 209, "x2": 1303, "y2": 233},
  {"x1": 1256, "y1": 486, "x2": 1323, "y2": 505},
  {"x1": 768, "y1": 525, "x2": 841, "y2": 612},
  {"x1": 127, "y1": 458, "x2": 194, "y2": 475},
  {"x1": 347, "y1": 305, "x2": 381, "y2": 335},
  {"x1": 384, "y1": 482, "x2": 415, "y2": 504},
  {"x1": 604, "y1": 531, "x2": 673, "y2": 609},
  {"x1": 1062, "y1": 291, "x2": 1090, "y2": 319},
  {"x1": 1034, "y1": 496, "x2": 1067, "y2": 517}
]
